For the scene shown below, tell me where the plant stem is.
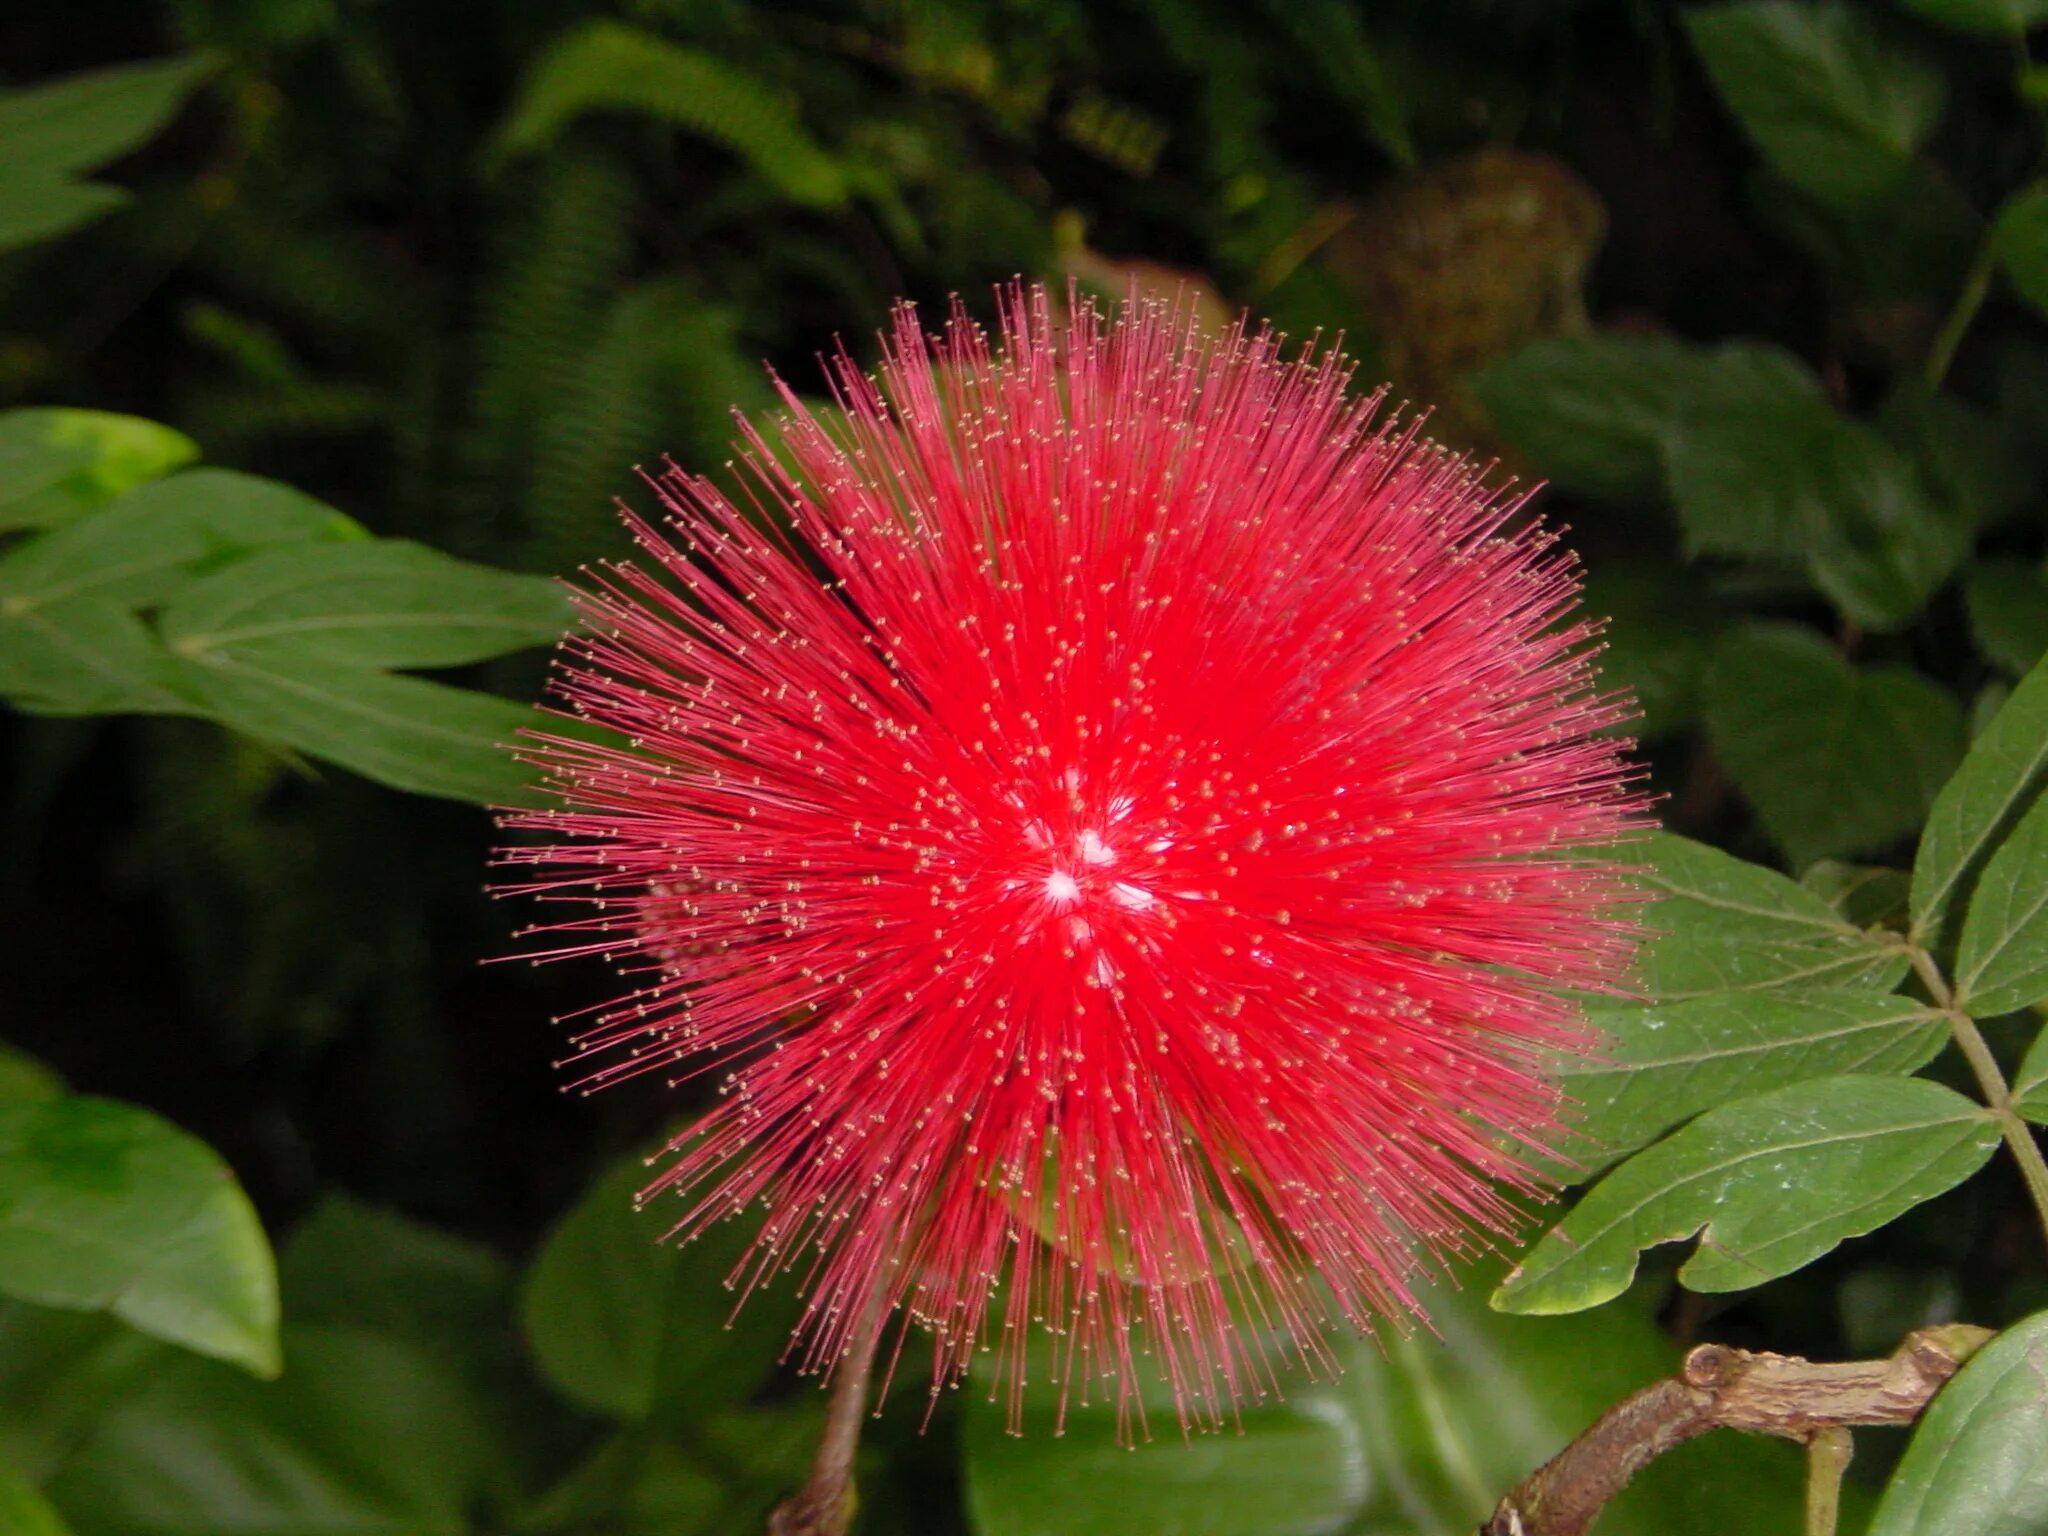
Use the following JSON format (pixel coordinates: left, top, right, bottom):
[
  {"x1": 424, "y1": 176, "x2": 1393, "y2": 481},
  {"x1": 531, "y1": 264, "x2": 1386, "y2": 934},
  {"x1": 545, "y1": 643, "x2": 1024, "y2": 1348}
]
[
  {"x1": 767, "y1": 1299, "x2": 888, "y2": 1536},
  {"x1": 1805, "y1": 1427, "x2": 1852, "y2": 1536},
  {"x1": 1906, "y1": 944, "x2": 2048, "y2": 1254},
  {"x1": 1922, "y1": 234, "x2": 1998, "y2": 391}
]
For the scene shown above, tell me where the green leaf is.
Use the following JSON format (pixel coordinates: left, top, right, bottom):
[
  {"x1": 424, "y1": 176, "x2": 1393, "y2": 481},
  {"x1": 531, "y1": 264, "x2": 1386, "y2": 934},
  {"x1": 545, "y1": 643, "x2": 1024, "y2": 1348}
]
[
  {"x1": 1466, "y1": 332, "x2": 1701, "y2": 504},
  {"x1": 1900, "y1": 0, "x2": 2048, "y2": 31},
  {"x1": 1579, "y1": 563, "x2": 1721, "y2": 739},
  {"x1": 1802, "y1": 419, "x2": 1973, "y2": 630},
  {"x1": 1966, "y1": 561, "x2": 2048, "y2": 676},
  {"x1": 161, "y1": 539, "x2": 570, "y2": 670},
  {"x1": 965, "y1": 1263, "x2": 1808, "y2": 1536},
  {"x1": 46, "y1": 1324, "x2": 500, "y2": 1536},
  {"x1": 1632, "y1": 832, "x2": 1911, "y2": 999},
  {"x1": 1995, "y1": 184, "x2": 2048, "y2": 320},
  {"x1": 0, "y1": 410, "x2": 198, "y2": 532},
  {"x1": 1912, "y1": 651, "x2": 2048, "y2": 953},
  {"x1": 2012, "y1": 1025, "x2": 2048, "y2": 1124},
  {"x1": 490, "y1": 21, "x2": 846, "y2": 207},
  {"x1": 1868, "y1": 1310, "x2": 2048, "y2": 1535},
  {"x1": 1565, "y1": 991, "x2": 1947, "y2": 1168},
  {"x1": 1686, "y1": 2, "x2": 1945, "y2": 208},
  {"x1": 1802, "y1": 860, "x2": 1913, "y2": 928},
  {"x1": 1495, "y1": 1076, "x2": 1999, "y2": 1315},
  {"x1": 0, "y1": 598, "x2": 190, "y2": 716},
  {"x1": 0, "y1": 56, "x2": 213, "y2": 181},
  {"x1": 0, "y1": 172, "x2": 128, "y2": 255},
  {"x1": 519, "y1": 1155, "x2": 804, "y2": 1422},
  {"x1": 1705, "y1": 624, "x2": 1966, "y2": 866},
  {"x1": 0, "y1": 1096, "x2": 278, "y2": 1377},
  {"x1": 0, "y1": 1305, "x2": 162, "y2": 1483},
  {"x1": 0, "y1": 1045, "x2": 63, "y2": 1105},
  {"x1": 1662, "y1": 343, "x2": 1836, "y2": 560},
  {"x1": 1953, "y1": 791, "x2": 2048, "y2": 1015},
  {"x1": 0, "y1": 1465, "x2": 72, "y2": 1536},
  {"x1": 0, "y1": 468, "x2": 366, "y2": 613},
  {"x1": 165, "y1": 650, "x2": 543, "y2": 804}
]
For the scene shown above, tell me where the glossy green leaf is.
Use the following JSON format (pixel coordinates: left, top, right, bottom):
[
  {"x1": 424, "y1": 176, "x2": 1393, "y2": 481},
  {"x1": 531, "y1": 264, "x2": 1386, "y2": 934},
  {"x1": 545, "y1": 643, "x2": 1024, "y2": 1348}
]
[
  {"x1": 46, "y1": 1324, "x2": 500, "y2": 1536},
  {"x1": 1705, "y1": 624, "x2": 1965, "y2": 866},
  {"x1": 0, "y1": 56, "x2": 212, "y2": 181},
  {"x1": 965, "y1": 1266, "x2": 1807, "y2": 1536},
  {"x1": 1686, "y1": 2, "x2": 1944, "y2": 208},
  {"x1": 1868, "y1": 1310, "x2": 2048, "y2": 1535},
  {"x1": 1966, "y1": 561, "x2": 2048, "y2": 676},
  {"x1": 1496, "y1": 1076, "x2": 1998, "y2": 1314},
  {"x1": 0, "y1": 1096, "x2": 278, "y2": 1376},
  {"x1": 1632, "y1": 833, "x2": 1910, "y2": 999},
  {"x1": 1565, "y1": 991, "x2": 1947, "y2": 1168},
  {"x1": 0, "y1": 468, "x2": 365, "y2": 612},
  {"x1": 2011, "y1": 1026, "x2": 2048, "y2": 1125},
  {"x1": 1466, "y1": 333, "x2": 1708, "y2": 504},
  {"x1": 1953, "y1": 791, "x2": 2048, "y2": 1015},
  {"x1": 520, "y1": 1155, "x2": 804, "y2": 1422},
  {"x1": 1996, "y1": 184, "x2": 2048, "y2": 320},
  {"x1": 0, "y1": 410, "x2": 198, "y2": 532},
  {"x1": 0, "y1": 1465, "x2": 72, "y2": 1536},
  {"x1": 161, "y1": 539, "x2": 570, "y2": 670},
  {"x1": 1912, "y1": 651, "x2": 2048, "y2": 953},
  {"x1": 0, "y1": 172, "x2": 128, "y2": 255},
  {"x1": 165, "y1": 650, "x2": 543, "y2": 803},
  {"x1": 1900, "y1": 0, "x2": 2048, "y2": 31},
  {"x1": 491, "y1": 21, "x2": 846, "y2": 207}
]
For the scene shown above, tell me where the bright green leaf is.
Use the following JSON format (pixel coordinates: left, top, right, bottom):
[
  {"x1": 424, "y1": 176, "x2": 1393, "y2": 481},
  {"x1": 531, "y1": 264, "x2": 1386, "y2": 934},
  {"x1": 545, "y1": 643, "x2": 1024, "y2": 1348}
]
[
  {"x1": 1565, "y1": 991, "x2": 1947, "y2": 1168},
  {"x1": 1966, "y1": 562, "x2": 2048, "y2": 676},
  {"x1": 0, "y1": 1464, "x2": 72, "y2": 1536},
  {"x1": 1705, "y1": 624, "x2": 1965, "y2": 866},
  {"x1": 1496, "y1": 1076, "x2": 1998, "y2": 1314},
  {"x1": 1868, "y1": 1310, "x2": 2048, "y2": 1536},
  {"x1": 1900, "y1": 0, "x2": 2048, "y2": 31},
  {"x1": 0, "y1": 56, "x2": 212, "y2": 181},
  {"x1": 165, "y1": 650, "x2": 543, "y2": 804},
  {"x1": 46, "y1": 1324, "x2": 499, "y2": 1536},
  {"x1": 520, "y1": 1155, "x2": 804, "y2": 1422},
  {"x1": 161, "y1": 539, "x2": 570, "y2": 670},
  {"x1": 0, "y1": 1096, "x2": 278, "y2": 1377},
  {"x1": 1912, "y1": 650, "x2": 2048, "y2": 953},
  {"x1": 490, "y1": 21, "x2": 846, "y2": 207},
  {"x1": 0, "y1": 468, "x2": 365, "y2": 613},
  {"x1": 1996, "y1": 184, "x2": 2048, "y2": 320},
  {"x1": 1632, "y1": 832, "x2": 1911, "y2": 999},
  {"x1": 1953, "y1": 791, "x2": 2048, "y2": 1015},
  {"x1": 1686, "y1": 2, "x2": 1945, "y2": 208},
  {"x1": 0, "y1": 410, "x2": 198, "y2": 532}
]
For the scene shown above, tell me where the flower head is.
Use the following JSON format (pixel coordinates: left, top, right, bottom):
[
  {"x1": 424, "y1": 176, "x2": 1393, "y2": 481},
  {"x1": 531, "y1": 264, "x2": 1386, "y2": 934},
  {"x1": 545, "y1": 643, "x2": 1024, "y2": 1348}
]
[{"x1": 503, "y1": 286, "x2": 1643, "y2": 1428}]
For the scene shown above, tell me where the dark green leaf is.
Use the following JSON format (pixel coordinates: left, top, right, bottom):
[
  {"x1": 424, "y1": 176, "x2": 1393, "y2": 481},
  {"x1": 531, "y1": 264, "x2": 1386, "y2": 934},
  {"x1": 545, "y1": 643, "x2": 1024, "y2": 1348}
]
[
  {"x1": 1466, "y1": 333, "x2": 1707, "y2": 504},
  {"x1": 1868, "y1": 1310, "x2": 2048, "y2": 1535},
  {"x1": 1564, "y1": 991, "x2": 1946, "y2": 1168},
  {"x1": 161, "y1": 539, "x2": 570, "y2": 670},
  {"x1": 0, "y1": 56, "x2": 212, "y2": 181},
  {"x1": 1632, "y1": 833, "x2": 1911, "y2": 999},
  {"x1": 966, "y1": 1265, "x2": 1807, "y2": 1536},
  {"x1": 1996, "y1": 184, "x2": 2048, "y2": 320},
  {"x1": 1966, "y1": 561, "x2": 2048, "y2": 675},
  {"x1": 490, "y1": 22, "x2": 846, "y2": 207},
  {"x1": 0, "y1": 1305, "x2": 163, "y2": 1483},
  {"x1": 0, "y1": 172, "x2": 128, "y2": 255},
  {"x1": 1803, "y1": 420, "x2": 1973, "y2": 630},
  {"x1": 1900, "y1": 0, "x2": 2048, "y2": 30},
  {"x1": 1495, "y1": 1076, "x2": 1998, "y2": 1314},
  {"x1": 165, "y1": 650, "x2": 543, "y2": 804},
  {"x1": 1579, "y1": 563, "x2": 1722, "y2": 739},
  {"x1": 1802, "y1": 860, "x2": 1912, "y2": 928},
  {"x1": 1705, "y1": 624, "x2": 1965, "y2": 866},
  {"x1": 0, "y1": 468, "x2": 365, "y2": 612},
  {"x1": 519, "y1": 1155, "x2": 803, "y2": 1422},
  {"x1": 46, "y1": 1324, "x2": 500, "y2": 1536},
  {"x1": 1911, "y1": 650, "x2": 2048, "y2": 953},
  {"x1": 1953, "y1": 791, "x2": 2048, "y2": 1015},
  {"x1": 1686, "y1": 2, "x2": 1944, "y2": 208},
  {"x1": 0, "y1": 1097, "x2": 278, "y2": 1376},
  {"x1": 0, "y1": 410, "x2": 198, "y2": 532},
  {"x1": 1662, "y1": 344, "x2": 1836, "y2": 560}
]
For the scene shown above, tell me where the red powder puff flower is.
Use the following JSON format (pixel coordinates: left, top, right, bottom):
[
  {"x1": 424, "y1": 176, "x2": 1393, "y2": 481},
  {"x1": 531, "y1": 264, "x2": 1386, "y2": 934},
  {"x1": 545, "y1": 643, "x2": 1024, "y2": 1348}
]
[{"x1": 501, "y1": 285, "x2": 1644, "y2": 1432}]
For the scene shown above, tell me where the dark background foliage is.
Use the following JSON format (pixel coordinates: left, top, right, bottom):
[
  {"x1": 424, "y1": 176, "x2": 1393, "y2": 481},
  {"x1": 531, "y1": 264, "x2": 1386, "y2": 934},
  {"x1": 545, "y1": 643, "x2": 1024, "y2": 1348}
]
[{"x1": 6, "y1": 1, "x2": 2048, "y2": 1532}]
